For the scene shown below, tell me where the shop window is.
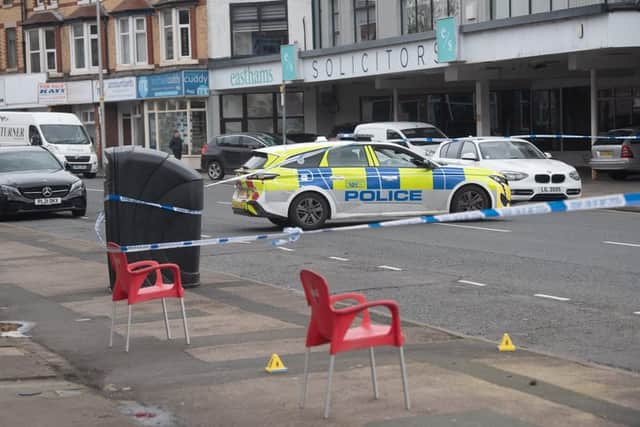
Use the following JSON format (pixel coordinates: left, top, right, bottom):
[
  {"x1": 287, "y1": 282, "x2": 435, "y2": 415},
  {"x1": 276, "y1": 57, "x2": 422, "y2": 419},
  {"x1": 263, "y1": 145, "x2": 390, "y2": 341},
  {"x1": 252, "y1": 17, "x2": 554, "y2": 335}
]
[
  {"x1": 146, "y1": 100, "x2": 207, "y2": 155},
  {"x1": 353, "y1": 0, "x2": 376, "y2": 42},
  {"x1": 220, "y1": 92, "x2": 305, "y2": 135},
  {"x1": 70, "y1": 22, "x2": 99, "y2": 72},
  {"x1": 26, "y1": 28, "x2": 56, "y2": 73},
  {"x1": 117, "y1": 16, "x2": 147, "y2": 66},
  {"x1": 160, "y1": 8, "x2": 191, "y2": 62},
  {"x1": 5, "y1": 28, "x2": 17, "y2": 70},
  {"x1": 231, "y1": 1, "x2": 288, "y2": 57},
  {"x1": 361, "y1": 96, "x2": 392, "y2": 122},
  {"x1": 402, "y1": 0, "x2": 432, "y2": 34}
]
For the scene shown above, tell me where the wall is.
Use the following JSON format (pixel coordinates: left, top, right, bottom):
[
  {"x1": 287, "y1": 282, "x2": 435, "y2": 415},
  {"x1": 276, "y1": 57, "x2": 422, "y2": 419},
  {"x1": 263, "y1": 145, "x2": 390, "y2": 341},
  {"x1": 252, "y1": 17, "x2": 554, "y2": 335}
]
[{"x1": 0, "y1": 2, "x2": 24, "y2": 72}]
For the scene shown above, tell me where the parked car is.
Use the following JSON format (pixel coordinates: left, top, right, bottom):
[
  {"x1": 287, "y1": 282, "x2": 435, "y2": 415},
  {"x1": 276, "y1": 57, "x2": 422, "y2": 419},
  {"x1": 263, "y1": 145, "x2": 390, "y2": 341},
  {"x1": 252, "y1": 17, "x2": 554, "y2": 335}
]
[
  {"x1": 353, "y1": 122, "x2": 447, "y2": 157},
  {"x1": 590, "y1": 127, "x2": 640, "y2": 180},
  {"x1": 432, "y1": 137, "x2": 582, "y2": 201},
  {"x1": 0, "y1": 145, "x2": 87, "y2": 218},
  {"x1": 200, "y1": 132, "x2": 289, "y2": 180}
]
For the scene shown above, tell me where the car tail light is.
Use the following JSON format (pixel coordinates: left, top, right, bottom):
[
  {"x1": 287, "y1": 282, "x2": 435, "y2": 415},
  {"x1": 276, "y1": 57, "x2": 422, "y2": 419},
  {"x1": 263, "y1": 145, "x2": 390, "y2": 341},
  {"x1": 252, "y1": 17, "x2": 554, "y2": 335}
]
[
  {"x1": 621, "y1": 145, "x2": 633, "y2": 158},
  {"x1": 200, "y1": 144, "x2": 208, "y2": 155}
]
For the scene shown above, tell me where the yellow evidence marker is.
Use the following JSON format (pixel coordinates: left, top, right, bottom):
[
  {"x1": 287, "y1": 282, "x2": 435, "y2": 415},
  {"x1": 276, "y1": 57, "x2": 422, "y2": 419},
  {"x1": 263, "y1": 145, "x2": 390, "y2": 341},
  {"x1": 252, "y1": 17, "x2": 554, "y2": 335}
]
[
  {"x1": 265, "y1": 353, "x2": 288, "y2": 373},
  {"x1": 498, "y1": 333, "x2": 516, "y2": 352}
]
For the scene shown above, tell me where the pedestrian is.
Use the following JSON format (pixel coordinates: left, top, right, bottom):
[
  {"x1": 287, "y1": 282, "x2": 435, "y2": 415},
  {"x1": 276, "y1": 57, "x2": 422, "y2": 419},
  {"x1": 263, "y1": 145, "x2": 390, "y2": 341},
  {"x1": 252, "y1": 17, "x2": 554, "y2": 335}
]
[{"x1": 169, "y1": 130, "x2": 183, "y2": 160}]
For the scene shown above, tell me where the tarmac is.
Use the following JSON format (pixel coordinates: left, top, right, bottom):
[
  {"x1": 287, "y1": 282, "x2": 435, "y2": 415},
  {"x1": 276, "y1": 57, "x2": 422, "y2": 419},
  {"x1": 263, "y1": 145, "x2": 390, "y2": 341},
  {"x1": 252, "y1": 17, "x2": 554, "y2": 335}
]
[{"x1": 1, "y1": 173, "x2": 639, "y2": 427}]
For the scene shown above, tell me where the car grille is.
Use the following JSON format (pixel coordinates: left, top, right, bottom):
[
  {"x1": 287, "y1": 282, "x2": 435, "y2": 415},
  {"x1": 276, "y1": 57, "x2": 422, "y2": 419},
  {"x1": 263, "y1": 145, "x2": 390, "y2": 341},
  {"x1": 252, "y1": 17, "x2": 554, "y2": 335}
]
[
  {"x1": 534, "y1": 174, "x2": 550, "y2": 183},
  {"x1": 65, "y1": 155, "x2": 90, "y2": 162},
  {"x1": 551, "y1": 174, "x2": 565, "y2": 183},
  {"x1": 20, "y1": 185, "x2": 70, "y2": 199},
  {"x1": 530, "y1": 194, "x2": 567, "y2": 201},
  {"x1": 512, "y1": 189, "x2": 534, "y2": 196},
  {"x1": 567, "y1": 189, "x2": 581, "y2": 195}
]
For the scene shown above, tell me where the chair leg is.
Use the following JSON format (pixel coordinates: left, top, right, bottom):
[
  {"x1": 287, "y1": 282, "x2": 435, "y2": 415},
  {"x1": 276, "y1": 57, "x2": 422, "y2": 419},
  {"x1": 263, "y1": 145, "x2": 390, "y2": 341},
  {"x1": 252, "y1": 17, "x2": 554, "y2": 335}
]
[
  {"x1": 323, "y1": 355, "x2": 335, "y2": 419},
  {"x1": 161, "y1": 298, "x2": 172, "y2": 340},
  {"x1": 109, "y1": 301, "x2": 116, "y2": 348},
  {"x1": 125, "y1": 305, "x2": 132, "y2": 352},
  {"x1": 369, "y1": 347, "x2": 379, "y2": 400},
  {"x1": 398, "y1": 346, "x2": 410, "y2": 410},
  {"x1": 299, "y1": 347, "x2": 310, "y2": 409},
  {"x1": 180, "y1": 297, "x2": 190, "y2": 345}
]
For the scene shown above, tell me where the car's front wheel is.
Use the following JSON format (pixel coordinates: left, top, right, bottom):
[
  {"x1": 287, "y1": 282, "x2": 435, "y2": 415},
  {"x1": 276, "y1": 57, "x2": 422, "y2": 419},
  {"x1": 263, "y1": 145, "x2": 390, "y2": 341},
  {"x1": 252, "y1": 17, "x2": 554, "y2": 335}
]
[
  {"x1": 288, "y1": 192, "x2": 330, "y2": 230},
  {"x1": 207, "y1": 160, "x2": 224, "y2": 180},
  {"x1": 450, "y1": 185, "x2": 490, "y2": 213}
]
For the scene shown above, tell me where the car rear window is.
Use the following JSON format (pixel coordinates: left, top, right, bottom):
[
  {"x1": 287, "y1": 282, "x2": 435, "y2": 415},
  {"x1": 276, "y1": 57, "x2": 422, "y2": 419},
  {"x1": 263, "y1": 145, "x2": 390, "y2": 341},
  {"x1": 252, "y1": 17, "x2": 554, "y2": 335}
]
[
  {"x1": 282, "y1": 151, "x2": 324, "y2": 168},
  {"x1": 242, "y1": 154, "x2": 268, "y2": 170},
  {"x1": 402, "y1": 127, "x2": 446, "y2": 146},
  {"x1": 594, "y1": 130, "x2": 638, "y2": 146}
]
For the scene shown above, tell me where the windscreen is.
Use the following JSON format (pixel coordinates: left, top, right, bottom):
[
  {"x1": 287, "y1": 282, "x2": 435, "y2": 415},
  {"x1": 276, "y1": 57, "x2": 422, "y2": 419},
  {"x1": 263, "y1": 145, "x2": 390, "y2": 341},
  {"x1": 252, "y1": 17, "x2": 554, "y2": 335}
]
[
  {"x1": 402, "y1": 127, "x2": 446, "y2": 146},
  {"x1": 259, "y1": 134, "x2": 283, "y2": 146},
  {"x1": 478, "y1": 140, "x2": 546, "y2": 160},
  {"x1": 0, "y1": 150, "x2": 62, "y2": 172},
  {"x1": 40, "y1": 125, "x2": 91, "y2": 145}
]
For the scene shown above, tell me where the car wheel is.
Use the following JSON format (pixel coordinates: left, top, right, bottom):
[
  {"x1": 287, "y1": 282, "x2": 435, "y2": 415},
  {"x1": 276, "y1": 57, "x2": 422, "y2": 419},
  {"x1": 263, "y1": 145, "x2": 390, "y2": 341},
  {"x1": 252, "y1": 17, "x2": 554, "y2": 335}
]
[
  {"x1": 288, "y1": 192, "x2": 330, "y2": 230},
  {"x1": 207, "y1": 160, "x2": 224, "y2": 180},
  {"x1": 83, "y1": 172, "x2": 96, "y2": 179},
  {"x1": 72, "y1": 208, "x2": 86, "y2": 217},
  {"x1": 268, "y1": 218, "x2": 290, "y2": 228},
  {"x1": 450, "y1": 185, "x2": 491, "y2": 213},
  {"x1": 609, "y1": 172, "x2": 628, "y2": 181}
]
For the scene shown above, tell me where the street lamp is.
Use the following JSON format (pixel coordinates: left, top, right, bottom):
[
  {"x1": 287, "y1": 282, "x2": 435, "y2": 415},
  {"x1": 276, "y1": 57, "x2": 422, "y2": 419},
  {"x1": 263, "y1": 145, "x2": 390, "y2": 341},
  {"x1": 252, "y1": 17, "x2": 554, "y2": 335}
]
[{"x1": 96, "y1": 0, "x2": 105, "y2": 172}]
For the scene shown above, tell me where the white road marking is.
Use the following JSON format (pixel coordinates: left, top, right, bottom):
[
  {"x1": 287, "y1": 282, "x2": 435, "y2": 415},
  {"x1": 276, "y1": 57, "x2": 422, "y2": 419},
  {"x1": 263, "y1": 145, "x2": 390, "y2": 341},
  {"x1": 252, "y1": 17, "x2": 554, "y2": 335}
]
[
  {"x1": 278, "y1": 247, "x2": 295, "y2": 252},
  {"x1": 329, "y1": 256, "x2": 349, "y2": 262},
  {"x1": 634, "y1": 312, "x2": 640, "y2": 316},
  {"x1": 217, "y1": 201, "x2": 232, "y2": 206},
  {"x1": 81, "y1": 216, "x2": 89, "y2": 220},
  {"x1": 436, "y1": 223, "x2": 511, "y2": 233},
  {"x1": 75, "y1": 318, "x2": 92, "y2": 322},
  {"x1": 603, "y1": 240, "x2": 640, "y2": 248},
  {"x1": 458, "y1": 279, "x2": 487, "y2": 287},
  {"x1": 237, "y1": 241, "x2": 251, "y2": 244},
  {"x1": 378, "y1": 265, "x2": 402, "y2": 271},
  {"x1": 201, "y1": 234, "x2": 211, "y2": 238},
  {"x1": 534, "y1": 293, "x2": 570, "y2": 302},
  {"x1": 86, "y1": 188, "x2": 103, "y2": 192}
]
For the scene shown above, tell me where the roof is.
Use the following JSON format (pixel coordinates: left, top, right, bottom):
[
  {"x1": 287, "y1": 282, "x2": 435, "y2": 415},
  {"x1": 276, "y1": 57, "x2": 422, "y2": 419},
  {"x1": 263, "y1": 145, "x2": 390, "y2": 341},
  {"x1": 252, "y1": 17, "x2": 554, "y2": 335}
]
[
  {"x1": 111, "y1": 0, "x2": 153, "y2": 14},
  {"x1": 22, "y1": 10, "x2": 64, "y2": 27},
  {"x1": 66, "y1": 4, "x2": 108, "y2": 21}
]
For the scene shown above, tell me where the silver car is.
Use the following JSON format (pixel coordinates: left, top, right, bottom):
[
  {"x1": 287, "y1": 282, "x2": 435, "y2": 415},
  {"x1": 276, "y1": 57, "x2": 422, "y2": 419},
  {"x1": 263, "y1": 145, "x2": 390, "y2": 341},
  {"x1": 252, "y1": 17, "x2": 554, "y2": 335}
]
[{"x1": 590, "y1": 127, "x2": 640, "y2": 180}]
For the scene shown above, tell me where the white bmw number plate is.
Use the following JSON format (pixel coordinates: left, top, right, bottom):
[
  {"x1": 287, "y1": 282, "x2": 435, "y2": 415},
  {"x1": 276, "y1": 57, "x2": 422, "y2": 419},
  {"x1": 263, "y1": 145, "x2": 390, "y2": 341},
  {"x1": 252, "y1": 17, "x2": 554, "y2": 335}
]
[
  {"x1": 35, "y1": 198, "x2": 62, "y2": 206},
  {"x1": 71, "y1": 165, "x2": 86, "y2": 170},
  {"x1": 539, "y1": 187, "x2": 562, "y2": 193}
]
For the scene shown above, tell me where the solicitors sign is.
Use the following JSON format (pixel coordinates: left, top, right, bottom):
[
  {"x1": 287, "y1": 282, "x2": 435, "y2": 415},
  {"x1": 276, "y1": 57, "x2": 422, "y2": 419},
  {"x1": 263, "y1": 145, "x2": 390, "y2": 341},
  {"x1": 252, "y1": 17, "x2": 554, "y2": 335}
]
[{"x1": 303, "y1": 39, "x2": 443, "y2": 83}]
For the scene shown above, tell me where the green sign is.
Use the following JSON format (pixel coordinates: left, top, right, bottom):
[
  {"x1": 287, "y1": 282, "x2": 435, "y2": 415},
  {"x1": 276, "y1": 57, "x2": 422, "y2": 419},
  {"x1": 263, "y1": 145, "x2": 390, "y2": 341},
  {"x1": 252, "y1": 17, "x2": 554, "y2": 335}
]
[
  {"x1": 280, "y1": 44, "x2": 298, "y2": 82},
  {"x1": 436, "y1": 17, "x2": 457, "y2": 63}
]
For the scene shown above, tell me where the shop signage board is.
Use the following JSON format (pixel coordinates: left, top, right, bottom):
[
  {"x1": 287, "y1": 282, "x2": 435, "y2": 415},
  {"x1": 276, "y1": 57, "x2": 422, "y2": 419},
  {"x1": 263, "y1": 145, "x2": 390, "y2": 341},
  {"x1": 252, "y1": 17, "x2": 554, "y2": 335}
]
[
  {"x1": 38, "y1": 82, "x2": 67, "y2": 104},
  {"x1": 96, "y1": 77, "x2": 137, "y2": 101},
  {"x1": 436, "y1": 17, "x2": 458, "y2": 63},
  {"x1": 183, "y1": 71, "x2": 209, "y2": 96},
  {"x1": 137, "y1": 72, "x2": 183, "y2": 98},
  {"x1": 281, "y1": 44, "x2": 298, "y2": 82},
  {"x1": 66, "y1": 80, "x2": 95, "y2": 104},
  {"x1": 210, "y1": 62, "x2": 282, "y2": 91}
]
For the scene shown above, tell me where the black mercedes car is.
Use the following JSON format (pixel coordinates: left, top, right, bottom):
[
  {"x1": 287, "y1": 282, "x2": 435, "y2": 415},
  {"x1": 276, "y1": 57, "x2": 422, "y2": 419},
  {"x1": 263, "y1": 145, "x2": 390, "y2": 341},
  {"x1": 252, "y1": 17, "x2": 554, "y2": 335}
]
[{"x1": 0, "y1": 146, "x2": 87, "y2": 218}]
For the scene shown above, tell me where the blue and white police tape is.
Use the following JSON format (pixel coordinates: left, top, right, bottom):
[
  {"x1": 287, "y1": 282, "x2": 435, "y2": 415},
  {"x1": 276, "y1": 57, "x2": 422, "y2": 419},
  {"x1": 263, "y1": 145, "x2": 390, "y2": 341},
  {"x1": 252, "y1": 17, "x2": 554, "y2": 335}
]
[
  {"x1": 512, "y1": 134, "x2": 640, "y2": 140},
  {"x1": 106, "y1": 192, "x2": 640, "y2": 253},
  {"x1": 104, "y1": 194, "x2": 203, "y2": 215}
]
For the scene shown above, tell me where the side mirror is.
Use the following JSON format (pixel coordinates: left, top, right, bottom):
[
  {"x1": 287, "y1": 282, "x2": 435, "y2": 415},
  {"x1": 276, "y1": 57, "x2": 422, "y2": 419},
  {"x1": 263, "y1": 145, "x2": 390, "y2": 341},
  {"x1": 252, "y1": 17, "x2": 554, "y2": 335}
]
[
  {"x1": 544, "y1": 152, "x2": 552, "y2": 159},
  {"x1": 461, "y1": 152, "x2": 478, "y2": 161},
  {"x1": 64, "y1": 161, "x2": 71, "y2": 170},
  {"x1": 413, "y1": 158, "x2": 432, "y2": 169}
]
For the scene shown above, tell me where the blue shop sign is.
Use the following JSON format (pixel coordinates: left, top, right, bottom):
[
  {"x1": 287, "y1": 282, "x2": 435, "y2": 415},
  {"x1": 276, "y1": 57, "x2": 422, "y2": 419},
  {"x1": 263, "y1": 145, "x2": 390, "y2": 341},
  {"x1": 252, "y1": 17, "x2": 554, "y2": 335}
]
[
  {"x1": 137, "y1": 72, "x2": 183, "y2": 99},
  {"x1": 183, "y1": 71, "x2": 209, "y2": 96}
]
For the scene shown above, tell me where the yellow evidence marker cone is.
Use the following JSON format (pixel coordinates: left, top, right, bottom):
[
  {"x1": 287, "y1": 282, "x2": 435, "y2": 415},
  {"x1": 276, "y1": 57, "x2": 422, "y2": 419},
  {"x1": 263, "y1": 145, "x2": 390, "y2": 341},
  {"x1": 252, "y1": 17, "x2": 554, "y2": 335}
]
[
  {"x1": 498, "y1": 333, "x2": 516, "y2": 352},
  {"x1": 265, "y1": 353, "x2": 288, "y2": 373}
]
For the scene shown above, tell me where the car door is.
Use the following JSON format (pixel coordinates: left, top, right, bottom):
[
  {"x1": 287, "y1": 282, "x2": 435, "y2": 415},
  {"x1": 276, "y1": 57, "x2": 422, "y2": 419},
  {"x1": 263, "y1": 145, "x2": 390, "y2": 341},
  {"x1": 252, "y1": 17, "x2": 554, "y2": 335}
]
[
  {"x1": 238, "y1": 136, "x2": 264, "y2": 167},
  {"x1": 321, "y1": 144, "x2": 371, "y2": 214},
  {"x1": 218, "y1": 135, "x2": 247, "y2": 171},
  {"x1": 457, "y1": 141, "x2": 480, "y2": 166},
  {"x1": 368, "y1": 144, "x2": 437, "y2": 213},
  {"x1": 436, "y1": 140, "x2": 463, "y2": 166}
]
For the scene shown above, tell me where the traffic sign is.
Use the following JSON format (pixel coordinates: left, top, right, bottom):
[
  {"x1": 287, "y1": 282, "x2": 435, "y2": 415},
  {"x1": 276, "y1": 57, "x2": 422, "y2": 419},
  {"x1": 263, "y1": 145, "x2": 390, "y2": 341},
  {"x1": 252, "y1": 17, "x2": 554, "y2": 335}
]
[{"x1": 436, "y1": 17, "x2": 457, "y2": 63}]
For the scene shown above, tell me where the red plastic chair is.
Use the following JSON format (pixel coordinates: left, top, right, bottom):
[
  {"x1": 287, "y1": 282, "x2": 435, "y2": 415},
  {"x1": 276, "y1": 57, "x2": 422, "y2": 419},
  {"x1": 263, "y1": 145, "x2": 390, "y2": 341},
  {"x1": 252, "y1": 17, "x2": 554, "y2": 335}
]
[
  {"x1": 299, "y1": 269, "x2": 410, "y2": 418},
  {"x1": 107, "y1": 242, "x2": 190, "y2": 352}
]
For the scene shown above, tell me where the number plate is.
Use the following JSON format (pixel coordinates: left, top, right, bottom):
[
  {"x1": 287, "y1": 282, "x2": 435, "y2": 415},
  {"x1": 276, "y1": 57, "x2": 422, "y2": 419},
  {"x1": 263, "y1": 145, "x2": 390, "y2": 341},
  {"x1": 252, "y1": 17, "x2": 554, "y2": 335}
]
[
  {"x1": 35, "y1": 197, "x2": 62, "y2": 206},
  {"x1": 539, "y1": 187, "x2": 562, "y2": 193},
  {"x1": 71, "y1": 165, "x2": 87, "y2": 170},
  {"x1": 598, "y1": 151, "x2": 613, "y2": 158}
]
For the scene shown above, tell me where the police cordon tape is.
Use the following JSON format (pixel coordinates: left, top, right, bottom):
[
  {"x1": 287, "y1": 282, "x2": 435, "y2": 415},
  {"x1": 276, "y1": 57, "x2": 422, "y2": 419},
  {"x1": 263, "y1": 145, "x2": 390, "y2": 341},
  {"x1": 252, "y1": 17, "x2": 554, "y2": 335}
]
[
  {"x1": 104, "y1": 194, "x2": 203, "y2": 215},
  {"x1": 337, "y1": 133, "x2": 640, "y2": 145},
  {"x1": 104, "y1": 192, "x2": 640, "y2": 253}
]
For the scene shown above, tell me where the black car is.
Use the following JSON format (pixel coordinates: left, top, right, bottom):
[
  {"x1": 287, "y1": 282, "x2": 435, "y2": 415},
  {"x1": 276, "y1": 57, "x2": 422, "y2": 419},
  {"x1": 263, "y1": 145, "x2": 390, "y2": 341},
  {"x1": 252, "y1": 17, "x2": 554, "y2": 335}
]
[
  {"x1": 200, "y1": 132, "x2": 289, "y2": 180},
  {"x1": 0, "y1": 146, "x2": 87, "y2": 218}
]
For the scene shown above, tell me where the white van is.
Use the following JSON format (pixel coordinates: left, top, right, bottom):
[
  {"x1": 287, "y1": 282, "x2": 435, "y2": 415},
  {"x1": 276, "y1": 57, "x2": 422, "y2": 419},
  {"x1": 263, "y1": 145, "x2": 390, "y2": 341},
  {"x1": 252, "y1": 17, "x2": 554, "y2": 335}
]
[
  {"x1": 0, "y1": 112, "x2": 97, "y2": 177},
  {"x1": 353, "y1": 122, "x2": 448, "y2": 157}
]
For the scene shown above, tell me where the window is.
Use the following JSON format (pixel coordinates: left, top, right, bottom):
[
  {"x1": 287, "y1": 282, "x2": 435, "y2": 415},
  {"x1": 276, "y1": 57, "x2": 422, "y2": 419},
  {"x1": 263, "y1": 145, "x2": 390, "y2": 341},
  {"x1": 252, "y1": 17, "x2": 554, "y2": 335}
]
[
  {"x1": 117, "y1": 16, "x2": 147, "y2": 65},
  {"x1": 402, "y1": 0, "x2": 432, "y2": 34},
  {"x1": 387, "y1": 130, "x2": 402, "y2": 140},
  {"x1": 460, "y1": 141, "x2": 478, "y2": 159},
  {"x1": 372, "y1": 146, "x2": 421, "y2": 168},
  {"x1": 160, "y1": 8, "x2": 191, "y2": 61},
  {"x1": 353, "y1": 0, "x2": 376, "y2": 42},
  {"x1": 442, "y1": 140, "x2": 462, "y2": 158},
  {"x1": 70, "y1": 22, "x2": 99, "y2": 72},
  {"x1": 26, "y1": 28, "x2": 56, "y2": 73},
  {"x1": 326, "y1": 146, "x2": 369, "y2": 167},
  {"x1": 5, "y1": 28, "x2": 17, "y2": 69},
  {"x1": 3, "y1": 0, "x2": 12, "y2": 7},
  {"x1": 220, "y1": 92, "x2": 305, "y2": 134},
  {"x1": 330, "y1": 0, "x2": 340, "y2": 46},
  {"x1": 146, "y1": 100, "x2": 207, "y2": 155},
  {"x1": 231, "y1": 1, "x2": 288, "y2": 57}
]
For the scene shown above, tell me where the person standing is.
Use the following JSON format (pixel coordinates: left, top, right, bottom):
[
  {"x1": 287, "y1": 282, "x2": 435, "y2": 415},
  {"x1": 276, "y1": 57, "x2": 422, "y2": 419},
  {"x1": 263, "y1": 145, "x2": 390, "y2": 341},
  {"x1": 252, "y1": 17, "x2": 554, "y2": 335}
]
[{"x1": 169, "y1": 130, "x2": 183, "y2": 160}]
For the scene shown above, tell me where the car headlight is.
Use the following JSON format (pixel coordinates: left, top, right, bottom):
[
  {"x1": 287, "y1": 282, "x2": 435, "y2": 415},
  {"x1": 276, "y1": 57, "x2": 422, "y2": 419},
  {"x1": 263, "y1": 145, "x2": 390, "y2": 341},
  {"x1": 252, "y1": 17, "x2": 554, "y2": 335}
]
[
  {"x1": 500, "y1": 170, "x2": 528, "y2": 181},
  {"x1": 69, "y1": 180, "x2": 85, "y2": 194},
  {"x1": 489, "y1": 175, "x2": 508, "y2": 185},
  {"x1": 569, "y1": 170, "x2": 581, "y2": 181},
  {"x1": 0, "y1": 184, "x2": 20, "y2": 198}
]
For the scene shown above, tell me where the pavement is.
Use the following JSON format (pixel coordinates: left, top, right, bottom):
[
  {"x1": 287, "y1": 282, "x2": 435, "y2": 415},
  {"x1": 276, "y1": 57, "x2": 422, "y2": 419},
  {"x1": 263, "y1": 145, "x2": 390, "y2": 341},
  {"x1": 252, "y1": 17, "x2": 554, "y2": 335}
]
[{"x1": 1, "y1": 221, "x2": 640, "y2": 427}]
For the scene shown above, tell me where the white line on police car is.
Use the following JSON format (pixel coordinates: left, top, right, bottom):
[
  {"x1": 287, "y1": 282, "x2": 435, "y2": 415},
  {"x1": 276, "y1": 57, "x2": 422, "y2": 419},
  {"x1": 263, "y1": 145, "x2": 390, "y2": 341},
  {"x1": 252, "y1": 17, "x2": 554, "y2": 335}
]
[
  {"x1": 603, "y1": 241, "x2": 640, "y2": 248},
  {"x1": 437, "y1": 223, "x2": 511, "y2": 233},
  {"x1": 534, "y1": 294, "x2": 570, "y2": 302},
  {"x1": 378, "y1": 265, "x2": 402, "y2": 271},
  {"x1": 329, "y1": 256, "x2": 349, "y2": 262},
  {"x1": 458, "y1": 280, "x2": 487, "y2": 287},
  {"x1": 201, "y1": 234, "x2": 211, "y2": 238}
]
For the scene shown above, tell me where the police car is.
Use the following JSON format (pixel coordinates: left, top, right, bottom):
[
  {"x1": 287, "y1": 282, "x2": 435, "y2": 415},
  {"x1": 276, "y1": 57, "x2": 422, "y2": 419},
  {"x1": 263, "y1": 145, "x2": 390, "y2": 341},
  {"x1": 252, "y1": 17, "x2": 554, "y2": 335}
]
[{"x1": 231, "y1": 142, "x2": 510, "y2": 230}]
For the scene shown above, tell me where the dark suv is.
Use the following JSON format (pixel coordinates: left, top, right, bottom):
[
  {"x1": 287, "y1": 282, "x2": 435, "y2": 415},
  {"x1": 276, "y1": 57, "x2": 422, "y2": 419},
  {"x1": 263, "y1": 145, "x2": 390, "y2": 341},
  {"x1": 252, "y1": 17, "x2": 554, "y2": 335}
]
[{"x1": 200, "y1": 132, "x2": 286, "y2": 180}]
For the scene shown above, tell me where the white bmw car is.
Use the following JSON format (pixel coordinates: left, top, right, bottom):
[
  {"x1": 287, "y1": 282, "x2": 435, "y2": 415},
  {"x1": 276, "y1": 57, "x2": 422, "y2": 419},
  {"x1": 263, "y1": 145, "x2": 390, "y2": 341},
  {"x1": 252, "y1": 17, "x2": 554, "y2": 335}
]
[{"x1": 432, "y1": 137, "x2": 582, "y2": 202}]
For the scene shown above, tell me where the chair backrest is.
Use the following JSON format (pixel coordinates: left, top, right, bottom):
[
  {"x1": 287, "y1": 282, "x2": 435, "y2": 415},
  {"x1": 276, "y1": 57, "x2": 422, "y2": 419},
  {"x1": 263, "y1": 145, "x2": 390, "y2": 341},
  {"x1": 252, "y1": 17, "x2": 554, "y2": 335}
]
[
  {"x1": 107, "y1": 242, "x2": 130, "y2": 300},
  {"x1": 300, "y1": 269, "x2": 335, "y2": 343}
]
